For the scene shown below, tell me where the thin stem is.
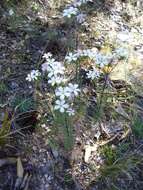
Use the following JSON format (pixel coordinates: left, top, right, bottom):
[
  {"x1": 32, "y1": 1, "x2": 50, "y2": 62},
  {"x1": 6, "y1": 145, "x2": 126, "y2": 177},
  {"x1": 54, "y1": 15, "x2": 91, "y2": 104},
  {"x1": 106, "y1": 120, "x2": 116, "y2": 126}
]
[
  {"x1": 64, "y1": 113, "x2": 70, "y2": 138},
  {"x1": 64, "y1": 113, "x2": 73, "y2": 150},
  {"x1": 98, "y1": 73, "x2": 109, "y2": 119}
]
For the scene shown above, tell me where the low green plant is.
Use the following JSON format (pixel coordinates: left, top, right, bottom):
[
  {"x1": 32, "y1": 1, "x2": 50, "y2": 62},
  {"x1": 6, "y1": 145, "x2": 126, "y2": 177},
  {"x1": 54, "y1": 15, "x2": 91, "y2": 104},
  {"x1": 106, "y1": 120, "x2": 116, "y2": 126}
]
[
  {"x1": 132, "y1": 116, "x2": 143, "y2": 139},
  {"x1": 11, "y1": 96, "x2": 36, "y2": 113},
  {"x1": 100, "y1": 154, "x2": 141, "y2": 179},
  {"x1": 54, "y1": 112, "x2": 74, "y2": 150},
  {"x1": 0, "y1": 82, "x2": 7, "y2": 94},
  {"x1": 101, "y1": 145, "x2": 117, "y2": 166},
  {"x1": 3, "y1": 0, "x2": 30, "y2": 7},
  {"x1": 63, "y1": 172, "x2": 73, "y2": 186},
  {"x1": 99, "y1": 142, "x2": 141, "y2": 190},
  {"x1": 101, "y1": 142, "x2": 130, "y2": 166}
]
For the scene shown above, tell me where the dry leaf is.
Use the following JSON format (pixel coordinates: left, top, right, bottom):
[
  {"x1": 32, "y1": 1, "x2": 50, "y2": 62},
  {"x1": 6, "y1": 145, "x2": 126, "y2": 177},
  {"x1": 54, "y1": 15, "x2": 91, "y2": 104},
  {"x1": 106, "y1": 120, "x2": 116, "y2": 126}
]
[
  {"x1": 115, "y1": 103, "x2": 130, "y2": 120},
  {"x1": 17, "y1": 157, "x2": 24, "y2": 178},
  {"x1": 14, "y1": 157, "x2": 24, "y2": 189},
  {"x1": 84, "y1": 144, "x2": 98, "y2": 163}
]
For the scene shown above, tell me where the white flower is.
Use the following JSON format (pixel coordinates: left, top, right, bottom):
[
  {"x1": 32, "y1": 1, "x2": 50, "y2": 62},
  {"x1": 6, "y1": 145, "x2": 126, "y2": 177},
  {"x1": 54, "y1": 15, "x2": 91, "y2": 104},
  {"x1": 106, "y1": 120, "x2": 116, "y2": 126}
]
[
  {"x1": 63, "y1": 7, "x2": 78, "y2": 18},
  {"x1": 54, "y1": 99, "x2": 69, "y2": 113},
  {"x1": 48, "y1": 62, "x2": 65, "y2": 76},
  {"x1": 76, "y1": 49, "x2": 84, "y2": 57},
  {"x1": 42, "y1": 59, "x2": 66, "y2": 86},
  {"x1": 82, "y1": 49, "x2": 97, "y2": 59},
  {"x1": 46, "y1": 58, "x2": 56, "y2": 65},
  {"x1": 26, "y1": 70, "x2": 41, "y2": 81},
  {"x1": 42, "y1": 52, "x2": 52, "y2": 60},
  {"x1": 73, "y1": 0, "x2": 82, "y2": 7},
  {"x1": 55, "y1": 86, "x2": 71, "y2": 100},
  {"x1": 9, "y1": 9, "x2": 14, "y2": 16},
  {"x1": 42, "y1": 62, "x2": 50, "y2": 72},
  {"x1": 117, "y1": 32, "x2": 133, "y2": 43},
  {"x1": 42, "y1": 60, "x2": 65, "y2": 82},
  {"x1": 47, "y1": 58, "x2": 56, "y2": 65},
  {"x1": 65, "y1": 52, "x2": 78, "y2": 63},
  {"x1": 67, "y1": 83, "x2": 80, "y2": 97},
  {"x1": 26, "y1": 74, "x2": 33, "y2": 82},
  {"x1": 114, "y1": 47, "x2": 129, "y2": 59},
  {"x1": 42, "y1": 59, "x2": 56, "y2": 72},
  {"x1": 75, "y1": 48, "x2": 97, "y2": 59},
  {"x1": 67, "y1": 108, "x2": 75, "y2": 116},
  {"x1": 51, "y1": 62, "x2": 65, "y2": 74},
  {"x1": 82, "y1": 49, "x2": 90, "y2": 57},
  {"x1": 95, "y1": 53, "x2": 111, "y2": 67},
  {"x1": 86, "y1": 68, "x2": 100, "y2": 80},
  {"x1": 48, "y1": 76, "x2": 65, "y2": 86},
  {"x1": 76, "y1": 13, "x2": 86, "y2": 23}
]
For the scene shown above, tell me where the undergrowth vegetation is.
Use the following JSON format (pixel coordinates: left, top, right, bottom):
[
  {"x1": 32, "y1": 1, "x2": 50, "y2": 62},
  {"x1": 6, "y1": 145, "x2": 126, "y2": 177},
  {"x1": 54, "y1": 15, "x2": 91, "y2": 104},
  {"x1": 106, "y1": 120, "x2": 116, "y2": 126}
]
[{"x1": 26, "y1": 44, "x2": 131, "y2": 150}]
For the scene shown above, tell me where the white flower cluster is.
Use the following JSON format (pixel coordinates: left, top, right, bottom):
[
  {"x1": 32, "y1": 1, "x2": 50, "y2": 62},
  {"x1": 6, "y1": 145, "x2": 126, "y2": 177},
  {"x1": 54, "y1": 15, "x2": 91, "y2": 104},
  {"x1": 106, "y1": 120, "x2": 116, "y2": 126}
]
[
  {"x1": 62, "y1": 0, "x2": 93, "y2": 23},
  {"x1": 63, "y1": 6, "x2": 78, "y2": 18},
  {"x1": 76, "y1": 13, "x2": 86, "y2": 23},
  {"x1": 114, "y1": 47, "x2": 129, "y2": 59},
  {"x1": 42, "y1": 53, "x2": 66, "y2": 86},
  {"x1": 117, "y1": 31, "x2": 133, "y2": 43},
  {"x1": 65, "y1": 49, "x2": 112, "y2": 80},
  {"x1": 95, "y1": 53, "x2": 113, "y2": 67},
  {"x1": 26, "y1": 45, "x2": 129, "y2": 114},
  {"x1": 65, "y1": 52, "x2": 78, "y2": 63},
  {"x1": 65, "y1": 48, "x2": 98, "y2": 64},
  {"x1": 86, "y1": 68, "x2": 100, "y2": 80},
  {"x1": 26, "y1": 52, "x2": 80, "y2": 115},
  {"x1": 65, "y1": 47, "x2": 129, "y2": 80},
  {"x1": 55, "y1": 83, "x2": 80, "y2": 114},
  {"x1": 26, "y1": 70, "x2": 41, "y2": 82},
  {"x1": 41, "y1": 52, "x2": 80, "y2": 115},
  {"x1": 55, "y1": 83, "x2": 80, "y2": 100},
  {"x1": 79, "y1": 48, "x2": 98, "y2": 59},
  {"x1": 66, "y1": 49, "x2": 112, "y2": 64}
]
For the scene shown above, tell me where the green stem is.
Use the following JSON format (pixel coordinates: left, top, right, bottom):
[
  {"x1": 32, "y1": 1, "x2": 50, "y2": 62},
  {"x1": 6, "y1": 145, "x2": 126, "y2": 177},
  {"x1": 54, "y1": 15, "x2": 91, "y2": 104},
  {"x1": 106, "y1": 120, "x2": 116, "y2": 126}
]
[
  {"x1": 64, "y1": 114, "x2": 69, "y2": 133},
  {"x1": 64, "y1": 114, "x2": 73, "y2": 150},
  {"x1": 76, "y1": 61, "x2": 82, "y2": 88},
  {"x1": 76, "y1": 62, "x2": 79, "y2": 82},
  {"x1": 97, "y1": 74, "x2": 109, "y2": 119}
]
